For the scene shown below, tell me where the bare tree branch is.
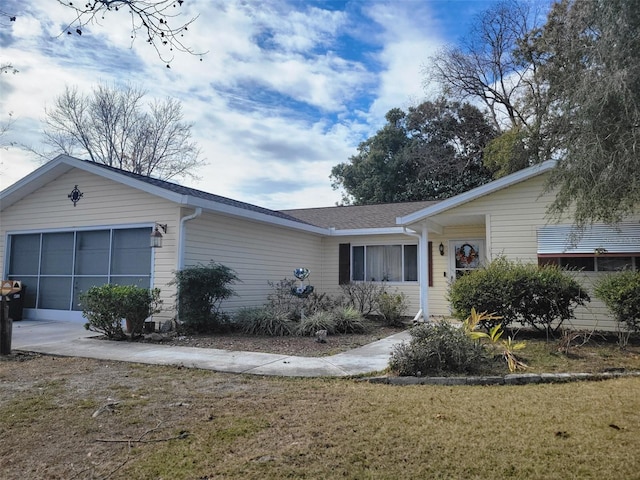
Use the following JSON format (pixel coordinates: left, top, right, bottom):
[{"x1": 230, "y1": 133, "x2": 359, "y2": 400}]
[
  {"x1": 426, "y1": 0, "x2": 554, "y2": 169},
  {"x1": 43, "y1": 83, "x2": 205, "y2": 181},
  {"x1": 55, "y1": 1, "x2": 207, "y2": 66}
]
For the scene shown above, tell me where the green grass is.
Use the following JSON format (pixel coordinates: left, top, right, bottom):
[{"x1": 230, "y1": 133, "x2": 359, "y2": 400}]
[{"x1": 1, "y1": 355, "x2": 639, "y2": 479}]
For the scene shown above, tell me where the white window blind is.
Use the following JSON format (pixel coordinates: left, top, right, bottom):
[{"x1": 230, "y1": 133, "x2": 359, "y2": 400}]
[{"x1": 537, "y1": 224, "x2": 640, "y2": 254}]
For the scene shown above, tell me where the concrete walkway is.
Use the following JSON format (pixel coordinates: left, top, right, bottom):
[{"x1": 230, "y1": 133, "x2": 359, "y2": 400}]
[{"x1": 9, "y1": 319, "x2": 411, "y2": 377}]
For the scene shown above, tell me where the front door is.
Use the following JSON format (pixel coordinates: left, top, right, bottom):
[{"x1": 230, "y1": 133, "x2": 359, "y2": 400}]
[{"x1": 449, "y1": 240, "x2": 484, "y2": 280}]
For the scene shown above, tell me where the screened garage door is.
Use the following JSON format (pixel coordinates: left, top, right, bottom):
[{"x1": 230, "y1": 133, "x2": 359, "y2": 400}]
[{"x1": 7, "y1": 227, "x2": 152, "y2": 314}]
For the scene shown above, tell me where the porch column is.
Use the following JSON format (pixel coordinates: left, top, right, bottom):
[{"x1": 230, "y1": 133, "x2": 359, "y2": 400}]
[{"x1": 419, "y1": 224, "x2": 429, "y2": 321}]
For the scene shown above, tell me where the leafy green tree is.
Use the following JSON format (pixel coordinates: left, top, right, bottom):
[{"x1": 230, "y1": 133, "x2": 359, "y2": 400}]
[
  {"x1": 536, "y1": 0, "x2": 640, "y2": 228},
  {"x1": 331, "y1": 99, "x2": 496, "y2": 205}
]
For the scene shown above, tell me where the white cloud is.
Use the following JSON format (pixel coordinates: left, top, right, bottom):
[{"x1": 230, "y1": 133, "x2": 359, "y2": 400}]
[
  {"x1": 361, "y1": 1, "x2": 446, "y2": 127},
  {"x1": 0, "y1": 0, "x2": 475, "y2": 208}
]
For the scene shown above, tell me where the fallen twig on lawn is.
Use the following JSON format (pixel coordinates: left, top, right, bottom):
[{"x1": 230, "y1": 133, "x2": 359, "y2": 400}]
[
  {"x1": 95, "y1": 422, "x2": 189, "y2": 444},
  {"x1": 95, "y1": 431, "x2": 189, "y2": 444}
]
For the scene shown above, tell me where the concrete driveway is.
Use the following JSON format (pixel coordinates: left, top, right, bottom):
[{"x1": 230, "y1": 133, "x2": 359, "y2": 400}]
[{"x1": 8, "y1": 319, "x2": 410, "y2": 377}]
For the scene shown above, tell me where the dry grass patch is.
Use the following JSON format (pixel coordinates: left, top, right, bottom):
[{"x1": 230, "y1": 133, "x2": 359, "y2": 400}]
[
  {"x1": 514, "y1": 332, "x2": 640, "y2": 374},
  {"x1": 1, "y1": 355, "x2": 640, "y2": 479}
]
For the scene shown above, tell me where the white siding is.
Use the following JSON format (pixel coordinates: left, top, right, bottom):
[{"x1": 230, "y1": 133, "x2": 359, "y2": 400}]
[
  {"x1": 441, "y1": 174, "x2": 552, "y2": 263},
  {"x1": 432, "y1": 173, "x2": 634, "y2": 331},
  {"x1": 0, "y1": 169, "x2": 180, "y2": 322},
  {"x1": 182, "y1": 211, "x2": 323, "y2": 312}
]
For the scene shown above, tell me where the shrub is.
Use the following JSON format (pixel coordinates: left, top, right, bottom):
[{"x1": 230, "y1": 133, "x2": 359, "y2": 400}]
[
  {"x1": 448, "y1": 257, "x2": 590, "y2": 333},
  {"x1": 595, "y1": 270, "x2": 640, "y2": 347},
  {"x1": 266, "y1": 278, "x2": 305, "y2": 319},
  {"x1": 296, "y1": 311, "x2": 337, "y2": 336},
  {"x1": 266, "y1": 278, "x2": 336, "y2": 320},
  {"x1": 333, "y1": 306, "x2": 371, "y2": 334},
  {"x1": 389, "y1": 322, "x2": 489, "y2": 376},
  {"x1": 173, "y1": 262, "x2": 239, "y2": 332},
  {"x1": 120, "y1": 286, "x2": 162, "y2": 339},
  {"x1": 80, "y1": 284, "x2": 161, "y2": 340},
  {"x1": 339, "y1": 282, "x2": 385, "y2": 316},
  {"x1": 305, "y1": 291, "x2": 336, "y2": 316},
  {"x1": 81, "y1": 284, "x2": 128, "y2": 339},
  {"x1": 376, "y1": 291, "x2": 408, "y2": 326},
  {"x1": 234, "y1": 307, "x2": 294, "y2": 336}
]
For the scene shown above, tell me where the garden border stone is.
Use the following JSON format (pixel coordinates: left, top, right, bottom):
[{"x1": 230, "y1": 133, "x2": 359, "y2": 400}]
[{"x1": 364, "y1": 371, "x2": 640, "y2": 386}]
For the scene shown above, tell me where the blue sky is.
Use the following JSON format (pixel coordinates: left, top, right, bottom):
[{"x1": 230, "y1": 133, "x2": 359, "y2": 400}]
[{"x1": 1, "y1": 0, "x2": 502, "y2": 209}]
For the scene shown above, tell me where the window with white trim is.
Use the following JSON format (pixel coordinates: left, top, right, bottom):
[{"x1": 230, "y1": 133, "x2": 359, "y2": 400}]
[{"x1": 351, "y1": 244, "x2": 418, "y2": 282}]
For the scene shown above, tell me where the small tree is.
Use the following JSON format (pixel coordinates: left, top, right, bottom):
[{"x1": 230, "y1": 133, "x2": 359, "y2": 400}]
[
  {"x1": 173, "y1": 262, "x2": 239, "y2": 332},
  {"x1": 594, "y1": 270, "x2": 640, "y2": 347}
]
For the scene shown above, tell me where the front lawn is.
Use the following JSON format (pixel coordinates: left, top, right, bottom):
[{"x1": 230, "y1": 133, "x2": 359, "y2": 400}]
[{"x1": 1, "y1": 354, "x2": 639, "y2": 479}]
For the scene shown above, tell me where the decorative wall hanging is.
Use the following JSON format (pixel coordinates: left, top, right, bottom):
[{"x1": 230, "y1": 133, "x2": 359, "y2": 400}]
[
  {"x1": 455, "y1": 243, "x2": 479, "y2": 268},
  {"x1": 68, "y1": 185, "x2": 84, "y2": 207}
]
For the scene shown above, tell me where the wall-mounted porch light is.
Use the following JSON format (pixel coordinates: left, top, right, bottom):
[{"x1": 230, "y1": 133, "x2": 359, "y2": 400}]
[
  {"x1": 150, "y1": 223, "x2": 167, "y2": 248},
  {"x1": 439, "y1": 242, "x2": 445, "y2": 256}
]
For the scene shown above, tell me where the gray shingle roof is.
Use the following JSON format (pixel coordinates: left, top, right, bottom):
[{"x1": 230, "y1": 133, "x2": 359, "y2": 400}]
[
  {"x1": 87, "y1": 161, "x2": 440, "y2": 230},
  {"x1": 86, "y1": 161, "x2": 309, "y2": 225},
  {"x1": 281, "y1": 201, "x2": 440, "y2": 229}
]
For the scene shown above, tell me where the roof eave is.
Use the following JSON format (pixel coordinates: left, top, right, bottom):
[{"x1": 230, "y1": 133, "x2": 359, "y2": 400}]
[
  {"x1": 1, "y1": 155, "x2": 328, "y2": 234},
  {"x1": 328, "y1": 227, "x2": 408, "y2": 236},
  {"x1": 396, "y1": 160, "x2": 557, "y2": 226},
  {"x1": 185, "y1": 195, "x2": 329, "y2": 235}
]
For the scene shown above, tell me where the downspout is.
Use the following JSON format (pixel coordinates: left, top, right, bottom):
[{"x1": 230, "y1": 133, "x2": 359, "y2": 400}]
[
  {"x1": 178, "y1": 207, "x2": 202, "y2": 270},
  {"x1": 175, "y1": 207, "x2": 202, "y2": 324},
  {"x1": 402, "y1": 226, "x2": 428, "y2": 323}
]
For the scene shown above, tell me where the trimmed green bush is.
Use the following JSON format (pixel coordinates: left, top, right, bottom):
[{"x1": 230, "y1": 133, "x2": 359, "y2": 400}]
[
  {"x1": 173, "y1": 262, "x2": 239, "y2": 332},
  {"x1": 448, "y1": 257, "x2": 590, "y2": 333},
  {"x1": 234, "y1": 307, "x2": 294, "y2": 336},
  {"x1": 333, "y1": 306, "x2": 371, "y2": 334},
  {"x1": 80, "y1": 284, "x2": 161, "y2": 340},
  {"x1": 389, "y1": 322, "x2": 489, "y2": 376},
  {"x1": 595, "y1": 270, "x2": 640, "y2": 346},
  {"x1": 296, "y1": 311, "x2": 337, "y2": 336},
  {"x1": 81, "y1": 284, "x2": 127, "y2": 339},
  {"x1": 120, "y1": 286, "x2": 162, "y2": 338}
]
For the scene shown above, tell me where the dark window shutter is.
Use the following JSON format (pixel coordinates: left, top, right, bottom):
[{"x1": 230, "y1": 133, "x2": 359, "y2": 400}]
[
  {"x1": 428, "y1": 241, "x2": 433, "y2": 287},
  {"x1": 339, "y1": 243, "x2": 351, "y2": 285}
]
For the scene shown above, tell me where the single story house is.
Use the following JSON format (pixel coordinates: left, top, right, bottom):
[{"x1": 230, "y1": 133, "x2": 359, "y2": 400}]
[{"x1": 2, "y1": 154, "x2": 638, "y2": 331}]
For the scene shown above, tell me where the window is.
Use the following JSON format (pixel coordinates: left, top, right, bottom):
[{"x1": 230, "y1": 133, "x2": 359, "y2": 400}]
[
  {"x1": 351, "y1": 244, "x2": 418, "y2": 282},
  {"x1": 7, "y1": 227, "x2": 152, "y2": 312},
  {"x1": 539, "y1": 255, "x2": 639, "y2": 272}
]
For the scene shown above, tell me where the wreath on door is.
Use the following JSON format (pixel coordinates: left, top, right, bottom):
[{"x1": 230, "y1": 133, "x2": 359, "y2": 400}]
[{"x1": 456, "y1": 243, "x2": 478, "y2": 267}]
